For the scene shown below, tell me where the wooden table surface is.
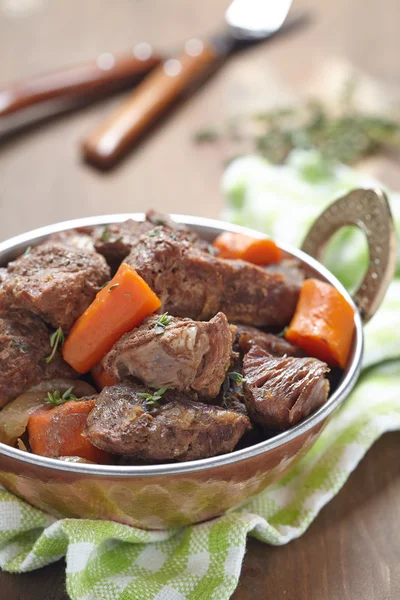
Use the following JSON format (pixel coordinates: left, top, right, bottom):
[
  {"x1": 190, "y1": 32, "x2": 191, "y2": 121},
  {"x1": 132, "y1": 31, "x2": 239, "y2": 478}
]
[{"x1": 1, "y1": 0, "x2": 399, "y2": 598}]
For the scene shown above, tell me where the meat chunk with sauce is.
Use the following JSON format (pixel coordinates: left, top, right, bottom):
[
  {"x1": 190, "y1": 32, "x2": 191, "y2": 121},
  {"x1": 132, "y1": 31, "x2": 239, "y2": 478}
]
[
  {"x1": 264, "y1": 258, "x2": 305, "y2": 287},
  {"x1": 47, "y1": 229, "x2": 95, "y2": 251},
  {"x1": 126, "y1": 232, "x2": 300, "y2": 327},
  {"x1": 236, "y1": 324, "x2": 304, "y2": 357},
  {"x1": 93, "y1": 212, "x2": 199, "y2": 269},
  {"x1": 104, "y1": 312, "x2": 235, "y2": 399},
  {"x1": 0, "y1": 243, "x2": 110, "y2": 331},
  {"x1": 0, "y1": 309, "x2": 77, "y2": 407},
  {"x1": 243, "y1": 345, "x2": 330, "y2": 430},
  {"x1": 93, "y1": 219, "x2": 155, "y2": 268},
  {"x1": 85, "y1": 381, "x2": 251, "y2": 461}
]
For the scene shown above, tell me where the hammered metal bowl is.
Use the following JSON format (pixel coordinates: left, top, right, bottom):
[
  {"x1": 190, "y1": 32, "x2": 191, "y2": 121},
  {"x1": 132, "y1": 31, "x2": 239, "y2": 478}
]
[{"x1": 0, "y1": 188, "x2": 395, "y2": 529}]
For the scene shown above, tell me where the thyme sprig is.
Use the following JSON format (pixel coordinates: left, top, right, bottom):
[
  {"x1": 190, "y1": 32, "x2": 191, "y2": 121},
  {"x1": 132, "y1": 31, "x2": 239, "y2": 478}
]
[
  {"x1": 154, "y1": 312, "x2": 172, "y2": 335},
  {"x1": 193, "y1": 84, "x2": 400, "y2": 178},
  {"x1": 46, "y1": 387, "x2": 77, "y2": 406},
  {"x1": 137, "y1": 385, "x2": 169, "y2": 411},
  {"x1": 45, "y1": 327, "x2": 64, "y2": 364},
  {"x1": 227, "y1": 371, "x2": 247, "y2": 384},
  {"x1": 100, "y1": 225, "x2": 110, "y2": 242}
]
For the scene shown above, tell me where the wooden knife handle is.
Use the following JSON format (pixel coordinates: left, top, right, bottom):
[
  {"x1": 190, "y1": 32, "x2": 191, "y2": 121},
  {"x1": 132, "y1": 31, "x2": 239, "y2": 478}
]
[
  {"x1": 0, "y1": 44, "x2": 161, "y2": 117},
  {"x1": 82, "y1": 39, "x2": 219, "y2": 169}
]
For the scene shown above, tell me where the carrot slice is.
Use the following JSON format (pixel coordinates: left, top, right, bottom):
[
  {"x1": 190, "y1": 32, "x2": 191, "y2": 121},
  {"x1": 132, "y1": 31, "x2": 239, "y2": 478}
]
[
  {"x1": 285, "y1": 278, "x2": 355, "y2": 369},
  {"x1": 27, "y1": 399, "x2": 112, "y2": 463},
  {"x1": 62, "y1": 263, "x2": 161, "y2": 373},
  {"x1": 213, "y1": 231, "x2": 282, "y2": 265},
  {"x1": 91, "y1": 361, "x2": 119, "y2": 392}
]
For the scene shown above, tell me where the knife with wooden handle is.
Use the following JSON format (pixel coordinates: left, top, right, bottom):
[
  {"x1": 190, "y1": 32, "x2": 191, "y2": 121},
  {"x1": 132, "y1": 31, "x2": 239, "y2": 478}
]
[
  {"x1": 82, "y1": 38, "x2": 221, "y2": 169},
  {"x1": 0, "y1": 43, "x2": 161, "y2": 118}
]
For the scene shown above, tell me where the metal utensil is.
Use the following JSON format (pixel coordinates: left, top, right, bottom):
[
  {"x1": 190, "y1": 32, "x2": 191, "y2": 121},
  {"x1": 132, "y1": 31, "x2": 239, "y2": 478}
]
[
  {"x1": 0, "y1": 189, "x2": 395, "y2": 528},
  {"x1": 82, "y1": 0, "x2": 299, "y2": 169}
]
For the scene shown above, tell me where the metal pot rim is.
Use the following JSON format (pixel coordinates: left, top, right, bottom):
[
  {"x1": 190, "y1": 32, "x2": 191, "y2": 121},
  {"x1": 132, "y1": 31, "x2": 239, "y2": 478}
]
[{"x1": 0, "y1": 213, "x2": 363, "y2": 477}]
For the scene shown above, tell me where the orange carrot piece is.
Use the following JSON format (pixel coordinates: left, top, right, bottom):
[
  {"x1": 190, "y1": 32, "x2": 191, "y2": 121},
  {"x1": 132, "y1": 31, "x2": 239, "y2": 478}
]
[
  {"x1": 91, "y1": 361, "x2": 119, "y2": 391},
  {"x1": 62, "y1": 263, "x2": 161, "y2": 373},
  {"x1": 213, "y1": 231, "x2": 282, "y2": 265},
  {"x1": 285, "y1": 278, "x2": 355, "y2": 369},
  {"x1": 27, "y1": 399, "x2": 112, "y2": 463}
]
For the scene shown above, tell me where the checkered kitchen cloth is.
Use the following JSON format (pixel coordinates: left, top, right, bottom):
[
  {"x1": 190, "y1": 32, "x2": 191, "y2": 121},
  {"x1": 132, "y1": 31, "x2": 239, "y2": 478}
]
[{"x1": 1, "y1": 150, "x2": 399, "y2": 600}]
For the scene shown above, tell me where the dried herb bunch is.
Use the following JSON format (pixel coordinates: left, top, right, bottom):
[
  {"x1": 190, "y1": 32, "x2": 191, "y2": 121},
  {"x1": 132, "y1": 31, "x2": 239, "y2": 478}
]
[{"x1": 193, "y1": 85, "x2": 400, "y2": 169}]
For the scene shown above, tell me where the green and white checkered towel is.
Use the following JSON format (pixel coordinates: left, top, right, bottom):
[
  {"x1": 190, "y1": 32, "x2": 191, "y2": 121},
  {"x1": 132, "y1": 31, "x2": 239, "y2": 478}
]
[{"x1": 1, "y1": 150, "x2": 400, "y2": 600}]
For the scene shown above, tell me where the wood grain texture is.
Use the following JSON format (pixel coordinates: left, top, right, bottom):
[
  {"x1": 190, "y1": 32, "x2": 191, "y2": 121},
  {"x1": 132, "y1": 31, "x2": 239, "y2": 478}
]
[{"x1": 0, "y1": 0, "x2": 400, "y2": 598}]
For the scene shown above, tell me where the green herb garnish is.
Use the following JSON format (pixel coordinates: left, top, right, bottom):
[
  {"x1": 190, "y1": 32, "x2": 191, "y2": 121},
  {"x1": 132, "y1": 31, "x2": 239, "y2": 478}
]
[
  {"x1": 46, "y1": 387, "x2": 77, "y2": 406},
  {"x1": 228, "y1": 372, "x2": 246, "y2": 384},
  {"x1": 12, "y1": 340, "x2": 29, "y2": 353},
  {"x1": 108, "y1": 283, "x2": 120, "y2": 293},
  {"x1": 154, "y1": 312, "x2": 172, "y2": 335},
  {"x1": 149, "y1": 228, "x2": 162, "y2": 238},
  {"x1": 137, "y1": 385, "x2": 168, "y2": 411},
  {"x1": 193, "y1": 81, "x2": 400, "y2": 170},
  {"x1": 115, "y1": 236, "x2": 123, "y2": 243},
  {"x1": 100, "y1": 226, "x2": 110, "y2": 242},
  {"x1": 23, "y1": 246, "x2": 32, "y2": 256},
  {"x1": 45, "y1": 327, "x2": 64, "y2": 364}
]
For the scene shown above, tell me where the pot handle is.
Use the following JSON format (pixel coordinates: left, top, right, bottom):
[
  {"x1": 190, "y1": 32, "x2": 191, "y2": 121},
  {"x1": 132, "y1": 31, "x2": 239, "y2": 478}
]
[{"x1": 301, "y1": 188, "x2": 397, "y2": 323}]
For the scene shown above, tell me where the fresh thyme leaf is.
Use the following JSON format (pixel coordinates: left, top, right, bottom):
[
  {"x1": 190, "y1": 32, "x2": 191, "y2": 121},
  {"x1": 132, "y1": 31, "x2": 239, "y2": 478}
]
[
  {"x1": 124, "y1": 293, "x2": 132, "y2": 297},
  {"x1": 115, "y1": 236, "x2": 123, "y2": 243},
  {"x1": 23, "y1": 246, "x2": 32, "y2": 256},
  {"x1": 45, "y1": 327, "x2": 64, "y2": 364},
  {"x1": 100, "y1": 225, "x2": 111, "y2": 242},
  {"x1": 149, "y1": 228, "x2": 162, "y2": 238},
  {"x1": 154, "y1": 312, "x2": 172, "y2": 335},
  {"x1": 12, "y1": 340, "x2": 29, "y2": 353},
  {"x1": 108, "y1": 283, "x2": 120, "y2": 293},
  {"x1": 259, "y1": 388, "x2": 266, "y2": 399},
  {"x1": 228, "y1": 372, "x2": 246, "y2": 384},
  {"x1": 138, "y1": 386, "x2": 168, "y2": 411},
  {"x1": 46, "y1": 387, "x2": 77, "y2": 406}
]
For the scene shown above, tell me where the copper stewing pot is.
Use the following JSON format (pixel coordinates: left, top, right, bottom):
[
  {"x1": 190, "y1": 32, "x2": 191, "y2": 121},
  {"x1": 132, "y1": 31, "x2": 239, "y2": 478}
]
[{"x1": 0, "y1": 188, "x2": 396, "y2": 529}]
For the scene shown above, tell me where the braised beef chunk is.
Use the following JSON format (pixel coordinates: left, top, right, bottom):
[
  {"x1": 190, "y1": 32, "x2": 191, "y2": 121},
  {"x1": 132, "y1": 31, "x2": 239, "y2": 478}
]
[
  {"x1": 126, "y1": 234, "x2": 300, "y2": 327},
  {"x1": 93, "y1": 220, "x2": 154, "y2": 267},
  {"x1": 0, "y1": 243, "x2": 110, "y2": 331},
  {"x1": 47, "y1": 229, "x2": 95, "y2": 251},
  {"x1": 104, "y1": 312, "x2": 236, "y2": 399},
  {"x1": 243, "y1": 345, "x2": 330, "y2": 430},
  {"x1": 236, "y1": 325, "x2": 304, "y2": 357},
  {"x1": 264, "y1": 258, "x2": 305, "y2": 287},
  {"x1": 0, "y1": 309, "x2": 77, "y2": 407},
  {"x1": 85, "y1": 381, "x2": 250, "y2": 461},
  {"x1": 93, "y1": 212, "x2": 199, "y2": 269},
  {"x1": 146, "y1": 210, "x2": 199, "y2": 243},
  {"x1": 216, "y1": 352, "x2": 249, "y2": 416}
]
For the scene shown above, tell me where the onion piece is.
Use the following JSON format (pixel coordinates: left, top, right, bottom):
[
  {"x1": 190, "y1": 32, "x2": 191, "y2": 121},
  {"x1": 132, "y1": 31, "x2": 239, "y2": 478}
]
[{"x1": 0, "y1": 379, "x2": 97, "y2": 447}]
